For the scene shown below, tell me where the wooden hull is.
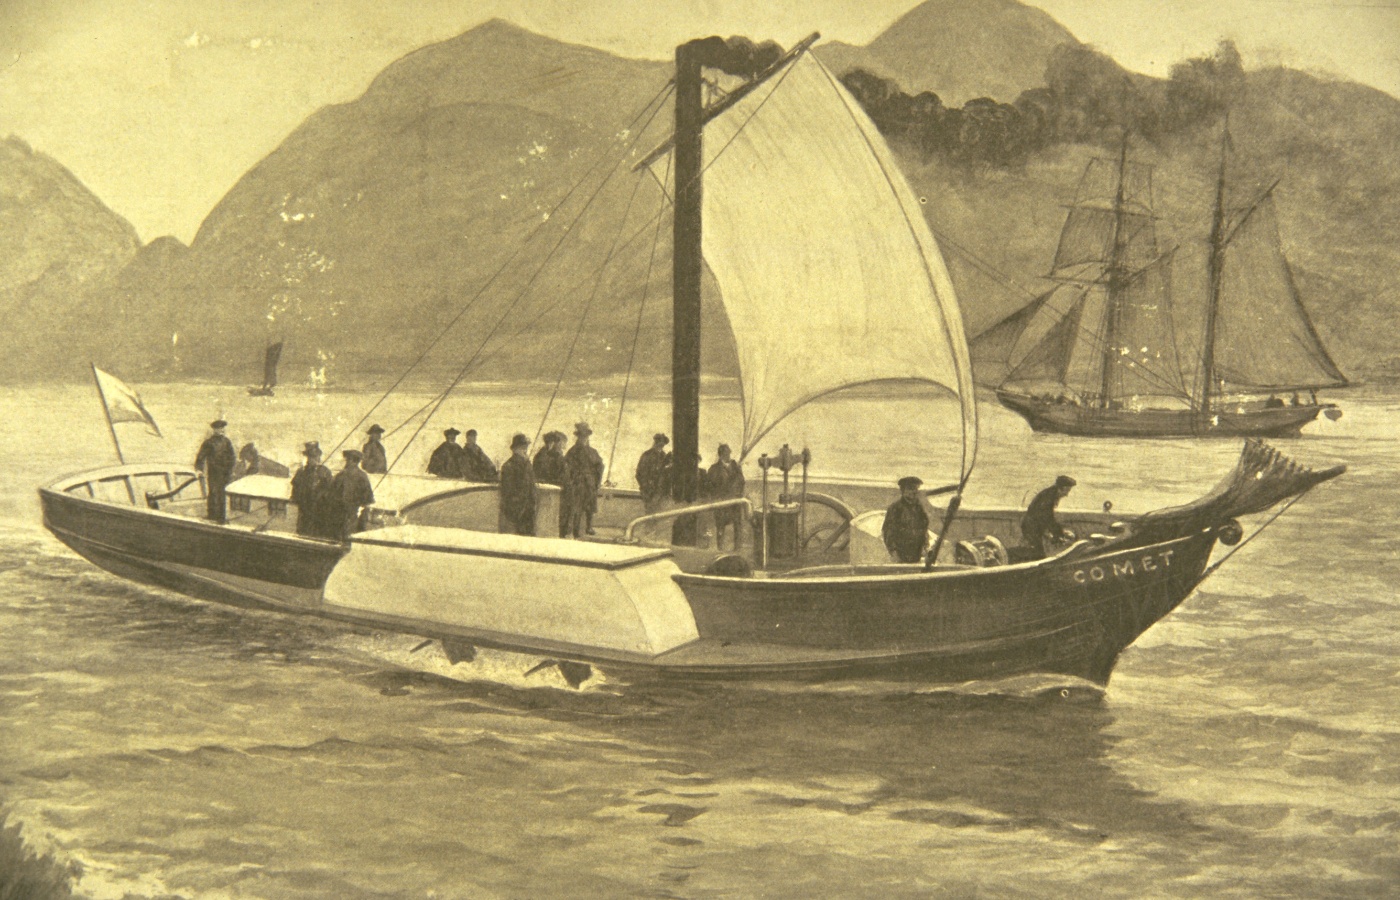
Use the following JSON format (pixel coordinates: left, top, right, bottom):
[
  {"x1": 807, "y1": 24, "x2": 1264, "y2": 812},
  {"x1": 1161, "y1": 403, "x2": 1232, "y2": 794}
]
[
  {"x1": 40, "y1": 463, "x2": 1223, "y2": 686},
  {"x1": 997, "y1": 390, "x2": 1329, "y2": 437}
]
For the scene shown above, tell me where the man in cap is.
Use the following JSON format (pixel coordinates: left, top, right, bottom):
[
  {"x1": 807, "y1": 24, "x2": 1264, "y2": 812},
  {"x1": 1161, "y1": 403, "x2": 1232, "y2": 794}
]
[
  {"x1": 461, "y1": 429, "x2": 499, "y2": 483},
  {"x1": 533, "y1": 431, "x2": 566, "y2": 487},
  {"x1": 498, "y1": 433, "x2": 537, "y2": 536},
  {"x1": 194, "y1": 419, "x2": 236, "y2": 523},
  {"x1": 883, "y1": 476, "x2": 931, "y2": 564},
  {"x1": 290, "y1": 442, "x2": 333, "y2": 537},
  {"x1": 635, "y1": 433, "x2": 672, "y2": 514},
  {"x1": 562, "y1": 422, "x2": 605, "y2": 538},
  {"x1": 361, "y1": 424, "x2": 388, "y2": 475},
  {"x1": 428, "y1": 428, "x2": 464, "y2": 478},
  {"x1": 1021, "y1": 475, "x2": 1077, "y2": 558},
  {"x1": 329, "y1": 449, "x2": 376, "y2": 541},
  {"x1": 706, "y1": 443, "x2": 746, "y2": 551}
]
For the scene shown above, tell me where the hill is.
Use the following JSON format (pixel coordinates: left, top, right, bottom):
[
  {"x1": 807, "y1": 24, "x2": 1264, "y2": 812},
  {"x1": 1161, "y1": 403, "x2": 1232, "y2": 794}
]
[
  {"x1": 816, "y1": 0, "x2": 1079, "y2": 104},
  {"x1": 0, "y1": 137, "x2": 140, "y2": 378},
  {"x1": 16, "y1": 3, "x2": 1400, "y2": 388}
]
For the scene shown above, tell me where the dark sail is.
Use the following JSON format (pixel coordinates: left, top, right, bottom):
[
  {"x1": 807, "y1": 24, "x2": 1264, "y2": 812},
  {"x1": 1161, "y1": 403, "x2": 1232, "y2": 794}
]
[
  {"x1": 1050, "y1": 158, "x2": 1158, "y2": 283},
  {"x1": 262, "y1": 342, "x2": 283, "y2": 391},
  {"x1": 1105, "y1": 252, "x2": 1187, "y2": 400},
  {"x1": 1212, "y1": 197, "x2": 1347, "y2": 391}
]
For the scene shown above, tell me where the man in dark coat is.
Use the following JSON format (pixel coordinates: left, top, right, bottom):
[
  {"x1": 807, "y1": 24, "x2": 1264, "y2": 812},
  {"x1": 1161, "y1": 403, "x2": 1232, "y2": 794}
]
[
  {"x1": 461, "y1": 429, "x2": 499, "y2": 483},
  {"x1": 290, "y1": 442, "x2": 333, "y2": 537},
  {"x1": 635, "y1": 433, "x2": 672, "y2": 514},
  {"x1": 361, "y1": 424, "x2": 388, "y2": 475},
  {"x1": 533, "y1": 431, "x2": 566, "y2": 486},
  {"x1": 1021, "y1": 474, "x2": 1076, "y2": 558},
  {"x1": 498, "y1": 433, "x2": 537, "y2": 536},
  {"x1": 329, "y1": 449, "x2": 376, "y2": 541},
  {"x1": 195, "y1": 419, "x2": 236, "y2": 523},
  {"x1": 883, "y1": 476, "x2": 930, "y2": 564},
  {"x1": 706, "y1": 443, "x2": 746, "y2": 551},
  {"x1": 428, "y1": 428, "x2": 463, "y2": 478},
  {"x1": 561, "y1": 422, "x2": 605, "y2": 538}
]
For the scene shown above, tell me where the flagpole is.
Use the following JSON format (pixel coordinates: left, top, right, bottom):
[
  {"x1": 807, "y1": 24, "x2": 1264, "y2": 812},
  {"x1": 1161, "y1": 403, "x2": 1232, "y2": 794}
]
[{"x1": 92, "y1": 362, "x2": 125, "y2": 464}]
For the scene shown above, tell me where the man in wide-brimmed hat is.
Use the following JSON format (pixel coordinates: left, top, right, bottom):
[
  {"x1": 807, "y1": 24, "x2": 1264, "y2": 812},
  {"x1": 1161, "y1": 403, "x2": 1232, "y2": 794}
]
[
  {"x1": 329, "y1": 449, "x2": 375, "y2": 540},
  {"x1": 499, "y1": 433, "x2": 537, "y2": 536},
  {"x1": 1021, "y1": 474, "x2": 1076, "y2": 558},
  {"x1": 561, "y1": 422, "x2": 604, "y2": 538},
  {"x1": 291, "y1": 441, "x2": 332, "y2": 537},
  {"x1": 883, "y1": 475, "x2": 931, "y2": 564},
  {"x1": 361, "y1": 424, "x2": 388, "y2": 475},
  {"x1": 194, "y1": 418, "x2": 236, "y2": 524},
  {"x1": 428, "y1": 427, "x2": 464, "y2": 478},
  {"x1": 635, "y1": 432, "x2": 672, "y2": 514}
]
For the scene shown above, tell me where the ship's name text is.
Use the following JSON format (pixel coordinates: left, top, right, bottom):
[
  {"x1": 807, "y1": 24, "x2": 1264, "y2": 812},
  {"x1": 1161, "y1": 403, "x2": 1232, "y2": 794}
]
[{"x1": 1072, "y1": 549, "x2": 1175, "y2": 584}]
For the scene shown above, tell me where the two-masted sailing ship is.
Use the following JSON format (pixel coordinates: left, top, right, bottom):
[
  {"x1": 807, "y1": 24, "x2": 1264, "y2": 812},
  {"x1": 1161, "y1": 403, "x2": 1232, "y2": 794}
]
[
  {"x1": 980, "y1": 134, "x2": 1346, "y2": 437},
  {"x1": 39, "y1": 35, "x2": 1344, "y2": 688}
]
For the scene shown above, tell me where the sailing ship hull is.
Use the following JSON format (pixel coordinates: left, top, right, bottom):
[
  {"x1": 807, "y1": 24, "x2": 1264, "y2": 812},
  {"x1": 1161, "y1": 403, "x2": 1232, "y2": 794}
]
[
  {"x1": 997, "y1": 390, "x2": 1329, "y2": 438},
  {"x1": 40, "y1": 463, "x2": 1224, "y2": 686}
]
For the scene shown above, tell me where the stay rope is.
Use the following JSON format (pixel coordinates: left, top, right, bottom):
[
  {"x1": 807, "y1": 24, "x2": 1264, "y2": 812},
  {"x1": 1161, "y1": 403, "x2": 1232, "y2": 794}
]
[
  {"x1": 606, "y1": 154, "x2": 673, "y2": 481},
  {"x1": 376, "y1": 83, "x2": 675, "y2": 482},
  {"x1": 326, "y1": 78, "x2": 675, "y2": 463}
]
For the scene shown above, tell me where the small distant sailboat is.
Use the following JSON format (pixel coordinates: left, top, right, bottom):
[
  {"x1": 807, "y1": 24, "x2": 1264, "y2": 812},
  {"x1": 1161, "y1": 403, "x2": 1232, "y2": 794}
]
[
  {"x1": 248, "y1": 341, "x2": 283, "y2": 397},
  {"x1": 979, "y1": 127, "x2": 1346, "y2": 437}
]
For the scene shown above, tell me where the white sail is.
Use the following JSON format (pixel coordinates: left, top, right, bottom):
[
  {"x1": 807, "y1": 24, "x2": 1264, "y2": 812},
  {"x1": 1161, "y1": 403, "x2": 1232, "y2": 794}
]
[{"x1": 654, "y1": 52, "x2": 976, "y2": 477}]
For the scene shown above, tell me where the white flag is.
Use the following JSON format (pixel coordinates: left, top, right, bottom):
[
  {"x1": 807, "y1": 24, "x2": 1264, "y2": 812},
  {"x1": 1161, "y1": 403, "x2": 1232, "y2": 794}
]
[{"x1": 93, "y1": 366, "x2": 162, "y2": 437}]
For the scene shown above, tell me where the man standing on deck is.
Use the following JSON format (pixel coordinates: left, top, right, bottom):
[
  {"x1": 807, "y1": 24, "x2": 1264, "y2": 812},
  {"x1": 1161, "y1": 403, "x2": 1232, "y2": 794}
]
[
  {"x1": 883, "y1": 476, "x2": 930, "y2": 564},
  {"x1": 1021, "y1": 475, "x2": 1076, "y2": 559},
  {"x1": 533, "y1": 431, "x2": 566, "y2": 487},
  {"x1": 461, "y1": 429, "x2": 499, "y2": 483},
  {"x1": 428, "y1": 428, "x2": 463, "y2": 478},
  {"x1": 706, "y1": 444, "x2": 746, "y2": 551},
  {"x1": 195, "y1": 419, "x2": 236, "y2": 524},
  {"x1": 499, "y1": 433, "x2": 537, "y2": 536},
  {"x1": 330, "y1": 449, "x2": 375, "y2": 541},
  {"x1": 290, "y1": 442, "x2": 332, "y2": 537},
  {"x1": 361, "y1": 424, "x2": 388, "y2": 475},
  {"x1": 562, "y1": 422, "x2": 604, "y2": 538},
  {"x1": 636, "y1": 433, "x2": 672, "y2": 514}
]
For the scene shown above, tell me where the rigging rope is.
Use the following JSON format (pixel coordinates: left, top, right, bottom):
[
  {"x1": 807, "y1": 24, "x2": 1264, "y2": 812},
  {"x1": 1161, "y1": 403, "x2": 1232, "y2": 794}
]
[
  {"x1": 376, "y1": 83, "x2": 675, "y2": 482},
  {"x1": 531, "y1": 148, "x2": 653, "y2": 454},
  {"x1": 606, "y1": 155, "x2": 673, "y2": 481},
  {"x1": 328, "y1": 79, "x2": 676, "y2": 462}
]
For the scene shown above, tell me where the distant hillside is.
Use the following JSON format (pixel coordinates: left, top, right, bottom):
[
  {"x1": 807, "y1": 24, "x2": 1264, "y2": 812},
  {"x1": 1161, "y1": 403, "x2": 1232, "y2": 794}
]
[
  {"x1": 82, "y1": 20, "x2": 738, "y2": 388},
  {"x1": 0, "y1": 136, "x2": 140, "y2": 378},
  {"x1": 28, "y1": 4, "x2": 1400, "y2": 388},
  {"x1": 816, "y1": 0, "x2": 1079, "y2": 104}
]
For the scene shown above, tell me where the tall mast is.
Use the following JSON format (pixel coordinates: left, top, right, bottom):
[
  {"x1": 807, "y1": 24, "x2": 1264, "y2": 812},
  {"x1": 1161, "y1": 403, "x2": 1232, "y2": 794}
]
[
  {"x1": 671, "y1": 40, "x2": 705, "y2": 520},
  {"x1": 1096, "y1": 134, "x2": 1131, "y2": 408},
  {"x1": 1200, "y1": 119, "x2": 1230, "y2": 428}
]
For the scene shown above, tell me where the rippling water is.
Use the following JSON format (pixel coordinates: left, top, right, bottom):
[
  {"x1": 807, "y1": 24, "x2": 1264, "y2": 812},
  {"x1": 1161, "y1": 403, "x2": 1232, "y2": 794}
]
[{"x1": 1, "y1": 381, "x2": 1396, "y2": 897}]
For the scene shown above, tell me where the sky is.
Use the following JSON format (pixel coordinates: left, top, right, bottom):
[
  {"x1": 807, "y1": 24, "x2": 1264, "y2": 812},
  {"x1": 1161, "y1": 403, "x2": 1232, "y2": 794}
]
[{"x1": 1, "y1": 0, "x2": 1396, "y2": 244}]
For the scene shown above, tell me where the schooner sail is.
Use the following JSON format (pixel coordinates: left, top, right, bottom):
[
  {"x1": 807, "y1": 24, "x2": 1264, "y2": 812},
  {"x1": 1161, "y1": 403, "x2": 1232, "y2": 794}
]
[{"x1": 983, "y1": 129, "x2": 1344, "y2": 437}]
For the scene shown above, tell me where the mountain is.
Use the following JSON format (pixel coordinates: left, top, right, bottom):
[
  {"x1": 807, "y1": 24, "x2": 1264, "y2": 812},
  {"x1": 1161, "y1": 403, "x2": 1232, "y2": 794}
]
[
  {"x1": 0, "y1": 137, "x2": 140, "y2": 378},
  {"x1": 31, "y1": 5, "x2": 1400, "y2": 387},
  {"x1": 816, "y1": 0, "x2": 1079, "y2": 104},
  {"x1": 84, "y1": 19, "x2": 732, "y2": 388}
]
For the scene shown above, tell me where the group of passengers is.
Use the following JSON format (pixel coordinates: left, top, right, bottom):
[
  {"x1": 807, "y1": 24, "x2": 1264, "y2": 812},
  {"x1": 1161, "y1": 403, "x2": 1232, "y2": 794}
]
[
  {"x1": 195, "y1": 418, "x2": 373, "y2": 540},
  {"x1": 634, "y1": 433, "x2": 748, "y2": 551}
]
